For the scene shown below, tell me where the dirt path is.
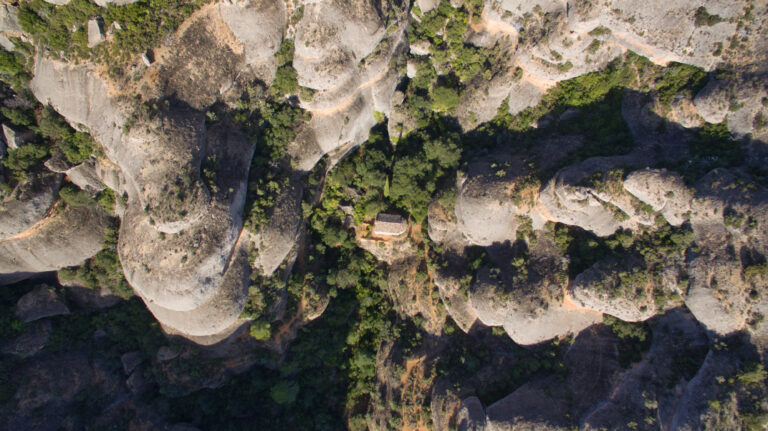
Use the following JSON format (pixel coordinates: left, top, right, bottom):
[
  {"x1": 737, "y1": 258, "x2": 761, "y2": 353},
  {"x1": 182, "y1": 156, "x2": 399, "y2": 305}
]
[
  {"x1": 470, "y1": 9, "x2": 519, "y2": 37},
  {"x1": 273, "y1": 297, "x2": 306, "y2": 347},
  {"x1": 400, "y1": 355, "x2": 431, "y2": 431},
  {"x1": 562, "y1": 292, "x2": 602, "y2": 316}
]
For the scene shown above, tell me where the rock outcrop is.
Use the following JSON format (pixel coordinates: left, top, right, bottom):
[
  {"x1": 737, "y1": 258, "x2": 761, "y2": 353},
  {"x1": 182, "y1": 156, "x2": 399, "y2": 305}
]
[
  {"x1": 467, "y1": 233, "x2": 602, "y2": 345},
  {"x1": 0, "y1": 172, "x2": 62, "y2": 240},
  {"x1": 14, "y1": 285, "x2": 70, "y2": 323},
  {"x1": 432, "y1": 151, "x2": 768, "y2": 341},
  {"x1": 446, "y1": 0, "x2": 754, "y2": 130},
  {"x1": 289, "y1": 0, "x2": 408, "y2": 170},
  {"x1": 0, "y1": 204, "x2": 110, "y2": 284},
  {"x1": 449, "y1": 310, "x2": 715, "y2": 430}
]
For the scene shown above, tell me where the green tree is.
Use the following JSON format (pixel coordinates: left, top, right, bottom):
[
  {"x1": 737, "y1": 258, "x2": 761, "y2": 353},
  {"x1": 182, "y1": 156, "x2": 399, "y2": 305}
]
[
  {"x1": 270, "y1": 380, "x2": 299, "y2": 405},
  {"x1": 249, "y1": 319, "x2": 271, "y2": 340},
  {"x1": 431, "y1": 84, "x2": 460, "y2": 113},
  {"x1": 3, "y1": 143, "x2": 49, "y2": 176},
  {"x1": 271, "y1": 64, "x2": 298, "y2": 96}
]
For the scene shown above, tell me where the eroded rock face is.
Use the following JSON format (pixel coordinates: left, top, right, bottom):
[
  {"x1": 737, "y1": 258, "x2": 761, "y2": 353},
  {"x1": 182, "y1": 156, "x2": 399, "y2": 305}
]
[
  {"x1": 456, "y1": 396, "x2": 486, "y2": 431},
  {"x1": 485, "y1": 377, "x2": 572, "y2": 431},
  {"x1": 467, "y1": 233, "x2": 602, "y2": 345},
  {"x1": 433, "y1": 268, "x2": 478, "y2": 333},
  {"x1": 14, "y1": 285, "x2": 70, "y2": 323},
  {"x1": 694, "y1": 73, "x2": 768, "y2": 140},
  {"x1": 538, "y1": 159, "x2": 657, "y2": 237},
  {"x1": 570, "y1": 256, "x2": 664, "y2": 322},
  {"x1": 446, "y1": 0, "x2": 758, "y2": 131},
  {"x1": 29, "y1": 47, "x2": 260, "y2": 336},
  {"x1": 431, "y1": 149, "x2": 768, "y2": 342},
  {"x1": 290, "y1": 0, "x2": 408, "y2": 170},
  {"x1": 17, "y1": 0, "x2": 768, "y2": 351},
  {"x1": 218, "y1": 0, "x2": 284, "y2": 66},
  {"x1": 453, "y1": 310, "x2": 714, "y2": 430},
  {"x1": 0, "y1": 172, "x2": 62, "y2": 240},
  {"x1": 0, "y1": 204, "x2": 110, "y2": 284},
  {"x1": 623, "y1": 169, "x2": 692, "y2": 226},
  {"x1": 66, "y1": 159, "x2": 105, "y2": 194},
  {"x1": 118, "y1": 119, "x2": 250, "y2": 313},
  {"x1": 247, "y1": 176, "x2": 302, "y2": 275},
  {"x1": 144, "y1": 239, "x2": 250, "y2": 339},
  {"x1": 1, "y1": 320, "x2": 52, "y2": 358},
  {"x1": 455, "y1": 165, "x2": 521, "y2": 246},
  {"x1": 29, "y1": 57, "x2": 250, "y2": 335}
]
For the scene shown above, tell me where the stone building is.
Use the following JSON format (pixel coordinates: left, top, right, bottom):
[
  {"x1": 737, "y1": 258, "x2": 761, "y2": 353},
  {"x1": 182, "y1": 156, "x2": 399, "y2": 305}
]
[{"x1": 373, "y1": 213, "x2": 408, "y2": 236}]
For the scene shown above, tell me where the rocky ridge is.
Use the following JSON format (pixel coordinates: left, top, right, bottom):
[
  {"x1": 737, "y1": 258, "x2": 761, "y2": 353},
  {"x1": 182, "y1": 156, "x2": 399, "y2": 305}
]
[{"x1": 0, "y1": 0, "x2": 767, "y2": 429}]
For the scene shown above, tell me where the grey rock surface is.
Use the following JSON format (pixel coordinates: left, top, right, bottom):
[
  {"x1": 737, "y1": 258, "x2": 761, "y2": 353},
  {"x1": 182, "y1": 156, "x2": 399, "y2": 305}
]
[
  {"x1": 121, "y1": 351, "x2": 145, "y2": 375},
  {"x1": 15, "y1": 285, "x2": 70, "y2": 323},
  {"x1": 456, "y1": 396, "x2": 486, "y2": 431},
  {"x1": 1, "y1": 320, "x2": 52, "y2": 358},
  {"x1": 87, "y1": 17, "x2": 104, "y2": 48},
  {"x1": 218, "y1": 0, "x2": 285, "y2": 65},
  {"x1": 0, "y1": 172, "x2": 62, "y2": 240},
  {"x1": 623, "y1": 168, "x2": 692, "y2": 226},
  {"x1": 2, "y1": 124, "x2": 32, "y2": 149},
  {"x1": 119, "y1": 122, "x2": 251, "y2": 313},
  {"x1": 570, "y1": 256, "x2": 662, "y2": 322},
  {"x1": 582, "y1": 310, "x2": 709, "y2": 430},
  {"x1": 455, "y1": 166, "x2": 520, "y2": 246},
  {"x1": 0, "y1": 205, "x2": 109, "y2": 285},
  {"x1": 144, "y1": 238, "x2": 250, "y2": 338},
  {"x1": 485, "y1": 378, "x2": 571, "y2": 431},
  {"x1": 469, "y1": 234, "x2": 602, "y2": 345},
  {"x1": 289, "y1": 0, "x2": 407, "y2": 169},
  {"x1": 248, "y1": 176, "x2": 302, "y2": 276},
  {"x1": 65, "y1": 159, "x2": 105, "y2": 194}
]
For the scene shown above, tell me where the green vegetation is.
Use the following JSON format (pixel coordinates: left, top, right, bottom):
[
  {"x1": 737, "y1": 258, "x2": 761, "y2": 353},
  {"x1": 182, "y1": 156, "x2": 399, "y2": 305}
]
[
  {"x1": 586, "y1": 39, "x2": 601, "y2": 54},
  {"x1": 153, "y1": 164, "x2": 397, "y2": 428},
  {"x1": 58, "y1": 222, "x2": 133, "y2": 299},
  {"x1": 655, "y1": 63, "x2": 707, "y2": 106},
  {"x1": 270, "y1": 380, "x2": 299, "y2": 405},
  {"x1": 235, "y1": 89, "x2": 308, "y2": 231},
  {"x1": 667, "y1": 120, "x2": 745, "y2": 183},
  {"x1": 691, "y1": 121, "x2": 743, "y2": 166},
  {"x1": 59, "y1": 183, "x2": 95, "y2": 207},
  {"x1": 694, "y1": 7, "x2": 723, "y2": 27},
  {"x1": 550, "y1": 222, "x2": 610, "y2": 277},
  {"x1": 18, "y1": 0, "x2": 99, "y2": 58},
  {"x1": 2, "y1": 3, "x2": 765, "y2": 429},
  {"x1": 588, "y1": 26, "x2": 611, "y2": 37},
  {"x1": 724, "y1": 208, "x2": 746, "y2": 228},
  {"x1": 2, "y1": 142, "x2": 50, "y2": 181},
  {"x1": 45, "y1": 296, "x2": 165, "y2": 355},
  {"x1": 436, "y1": 328, "x2": 569, "y2": 407},
  {"x1": 328, "y1": 118, "x2": 461, "y2": 223},
  {"x1": 604, "y1": 315, "x2": 651, "y2": 367},
  {"x1": 249, "y1": 319, "x2": 271, "y2": 340},
  {"x1": 737, "y1": 363, "x2": 768, "y2": 386},
  {"x1": 19, "y1": 0, "x2": 207, "y2": 76},
  {"x1": 271, "y1": 40, "x2": 298, "y2": 97},
  {"x1": 431, "y1": 83, "x2": 460, "y2": 113},
  {"x1": 744, "y1": 262, "x2": 768, "y2": 280},
  {"x1": 240, "y1": 271, "x2": 284, "y2": 326},
  {"x1": 403, "y1": 0, "x2": 506, "y2": 126},
  {"x1": 0, "y1": 46, "x2": 99, "y2": 184}
]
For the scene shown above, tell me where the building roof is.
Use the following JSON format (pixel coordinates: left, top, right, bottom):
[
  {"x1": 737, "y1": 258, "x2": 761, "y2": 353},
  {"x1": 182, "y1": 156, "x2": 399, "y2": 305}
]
[{"x1": 373, "y1": 213, "x2": 408, "y2": 236}]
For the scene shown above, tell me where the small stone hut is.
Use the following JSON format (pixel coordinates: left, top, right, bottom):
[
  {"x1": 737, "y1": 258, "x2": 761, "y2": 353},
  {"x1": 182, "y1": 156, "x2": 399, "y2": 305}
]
[{"x1": 373, "y1": 213, "x2": 408, "y2": 236}]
